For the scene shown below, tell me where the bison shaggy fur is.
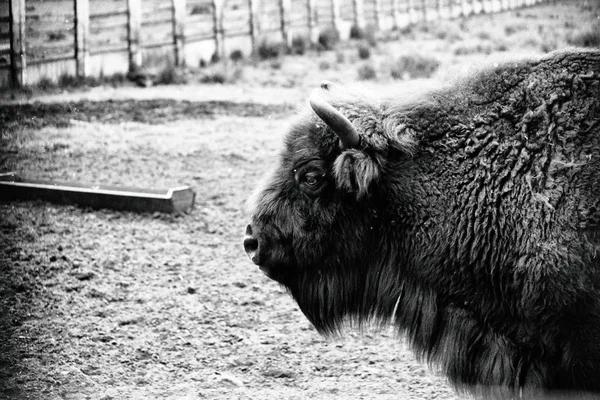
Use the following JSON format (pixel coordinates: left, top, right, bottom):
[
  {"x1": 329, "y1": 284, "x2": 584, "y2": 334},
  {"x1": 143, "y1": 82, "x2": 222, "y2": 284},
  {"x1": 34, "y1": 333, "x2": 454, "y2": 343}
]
[{"x1": 244, "y1": 49, "x2": 600, "y2": 398}]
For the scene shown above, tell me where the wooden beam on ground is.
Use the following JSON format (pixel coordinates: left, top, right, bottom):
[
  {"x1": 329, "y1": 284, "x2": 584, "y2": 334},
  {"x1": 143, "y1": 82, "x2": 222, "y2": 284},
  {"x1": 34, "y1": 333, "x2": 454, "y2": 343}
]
[{"x1": 0, "y1": 173, "x2": 195, "y2": 214}]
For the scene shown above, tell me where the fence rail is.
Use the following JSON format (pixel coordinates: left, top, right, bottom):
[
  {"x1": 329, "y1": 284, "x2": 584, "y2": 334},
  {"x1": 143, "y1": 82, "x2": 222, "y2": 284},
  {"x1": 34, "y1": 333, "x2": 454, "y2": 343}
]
[{"x1": 0, "y1": 0, "x2": 548, "y2": 88}]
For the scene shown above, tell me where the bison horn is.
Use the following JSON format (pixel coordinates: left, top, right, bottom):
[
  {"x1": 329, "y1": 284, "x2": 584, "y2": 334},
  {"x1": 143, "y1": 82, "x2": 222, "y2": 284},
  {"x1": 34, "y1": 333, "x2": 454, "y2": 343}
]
[{"x1": 309, "y1": 88, "x2": 360, "y2": 149}]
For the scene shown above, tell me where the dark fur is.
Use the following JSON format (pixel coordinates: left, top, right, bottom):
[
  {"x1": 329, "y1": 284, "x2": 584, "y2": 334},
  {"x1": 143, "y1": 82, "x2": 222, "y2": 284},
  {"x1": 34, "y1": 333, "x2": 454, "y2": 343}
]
[{"x1": 245, "y1": 49, "x2": 600, "y2": 398}]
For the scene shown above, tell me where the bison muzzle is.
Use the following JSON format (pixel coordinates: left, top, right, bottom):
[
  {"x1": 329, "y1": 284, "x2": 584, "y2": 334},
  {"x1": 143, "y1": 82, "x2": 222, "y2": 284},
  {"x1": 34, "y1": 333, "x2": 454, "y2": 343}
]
[{"x1": 244, "y1": 49, "x2": 600, "y2": 399}]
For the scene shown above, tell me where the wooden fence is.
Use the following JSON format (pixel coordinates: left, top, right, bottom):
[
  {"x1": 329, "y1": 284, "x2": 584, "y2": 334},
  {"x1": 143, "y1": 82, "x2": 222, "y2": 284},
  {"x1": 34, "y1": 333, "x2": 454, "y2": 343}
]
[{"x1": 0, "y1": 0, "x2": 547, "y2": 88}]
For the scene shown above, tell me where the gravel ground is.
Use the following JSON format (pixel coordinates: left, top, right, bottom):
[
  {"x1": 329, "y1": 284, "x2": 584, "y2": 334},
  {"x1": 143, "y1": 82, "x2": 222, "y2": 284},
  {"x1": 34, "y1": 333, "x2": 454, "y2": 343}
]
[{"x1": 0, "y1": 99, "x2": 460, "y2": 400}]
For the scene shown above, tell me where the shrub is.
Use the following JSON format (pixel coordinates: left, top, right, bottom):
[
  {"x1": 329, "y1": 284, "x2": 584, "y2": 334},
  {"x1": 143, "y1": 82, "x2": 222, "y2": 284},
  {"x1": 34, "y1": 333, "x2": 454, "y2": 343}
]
[
  {"x1": 319, "y1": 61, "x2": 331, "y2": 70},
  {"x1": 157, "y1": 66, "x2": 188, "y2": 85},
  {"x1": 390, "y1": 54, "x2": 440, "y2": 80},
  {"x1": 58, "y1": 74, "x2": 80, "y2": 87},
  {"x1": 37, "y1": 77, "x2": 55, "y2": 90},
  {"x1": 357, "y1": 64, "x2": 376, "y2": 80},
  {"x1": 291, "y1": 35, "x2": 308, "y2": 55},
  {"x1": 336, "y1": 51, "x2": 346, "y2": 63},
  {"x1": 230, "y1": 49, "x2": 244, "y2": 63},
  {"x1": 270, "y1": 59, "x2": 282, "y2": 70},
  {"x1": 350, "y1": 24, "x2": 364, "y2": 39},
  {"x1": 357, "y1": 42, "x2": 371, "y2": 59},
  {"x1": 318, "y1": 27, "x2": 340, "y2": 50},
  {"x1": 257, "y1": 39, "x2": 284, "y2": 60},
  {"x1": 568, "y1": 21, "x2": 600, "y2": 48},
  {"x1": 199, "y1": 70, "x2": 227, "y2": 84}
]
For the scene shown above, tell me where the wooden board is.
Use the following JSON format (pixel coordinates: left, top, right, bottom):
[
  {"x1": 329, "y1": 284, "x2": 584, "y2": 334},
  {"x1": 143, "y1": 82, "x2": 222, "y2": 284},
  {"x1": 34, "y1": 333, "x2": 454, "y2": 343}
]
[
  {"x1": 0, "y1": 173, "x2": 195, "y2": 214},
  {"x1": 185, "y1": 0, "x2": 214, "y2": 40},
  {"x1": 25, "y1": 0, "x2": 76, "y2": 62},
  {"x1": 89, "y1": 0, "x2": 128, "y2": 54},
  {"x1": 223, "y1": 0, "x2": 251, "y2": 35}
]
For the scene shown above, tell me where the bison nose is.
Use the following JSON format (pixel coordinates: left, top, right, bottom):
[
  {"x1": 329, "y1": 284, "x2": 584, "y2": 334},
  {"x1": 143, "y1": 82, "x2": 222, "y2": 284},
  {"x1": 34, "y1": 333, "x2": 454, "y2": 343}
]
[{"x1": 244, "y1": 224, "x2": 261, "y2": 265}]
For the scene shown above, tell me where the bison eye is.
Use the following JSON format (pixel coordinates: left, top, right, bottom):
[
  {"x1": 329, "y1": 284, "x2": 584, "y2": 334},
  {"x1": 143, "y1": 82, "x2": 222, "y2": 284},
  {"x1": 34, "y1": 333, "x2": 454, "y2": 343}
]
[
  {"x1": 304, "y1": 173, "x2": 321, "y2": 187},
  {"x1": 293, "y1": 167, "x2": 327, "y2": 194}
]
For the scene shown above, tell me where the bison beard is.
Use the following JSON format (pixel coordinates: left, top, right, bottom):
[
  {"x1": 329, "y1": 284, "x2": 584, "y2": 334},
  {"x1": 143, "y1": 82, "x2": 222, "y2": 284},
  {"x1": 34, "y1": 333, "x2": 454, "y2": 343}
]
[{"x1": 244, "y1": 49, "x2": 600, "y2": 399}]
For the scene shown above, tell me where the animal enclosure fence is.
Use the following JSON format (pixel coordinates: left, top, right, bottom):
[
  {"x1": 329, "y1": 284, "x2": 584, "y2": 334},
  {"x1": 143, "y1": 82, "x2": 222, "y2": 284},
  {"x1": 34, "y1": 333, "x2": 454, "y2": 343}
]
[{"x1": 1, "y1": 0, "x2": 549, "y2": 88}]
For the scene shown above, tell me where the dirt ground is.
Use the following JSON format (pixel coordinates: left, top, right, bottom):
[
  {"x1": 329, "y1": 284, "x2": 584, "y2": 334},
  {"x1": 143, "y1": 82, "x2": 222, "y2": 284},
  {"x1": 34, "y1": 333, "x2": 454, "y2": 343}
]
[{"x1": 1, "y1": 2, "x2": 598, "y2": 399}]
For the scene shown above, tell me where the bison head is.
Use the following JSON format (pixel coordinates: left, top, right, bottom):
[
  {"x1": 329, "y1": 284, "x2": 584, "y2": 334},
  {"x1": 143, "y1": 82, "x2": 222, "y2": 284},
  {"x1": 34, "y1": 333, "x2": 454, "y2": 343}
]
[{"x1": 244, "y1": 81, "x2": 419, "y2": 333}]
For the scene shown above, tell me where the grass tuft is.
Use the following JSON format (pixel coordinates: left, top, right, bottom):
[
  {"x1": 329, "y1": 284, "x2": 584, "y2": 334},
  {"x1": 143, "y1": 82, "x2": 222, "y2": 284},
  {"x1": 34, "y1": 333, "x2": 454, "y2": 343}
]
[
  {"x1": 357, "y1": 64, "x2": 376, "y2": 80},
  {"x1": 568, "y1": 21, "x2": 600, "y2": 48},
  {"x1": 390, "y1": 54, "x2": 440, "y2": 80},
  {"x1": 318, "y1": 27, "x2": 340, "y2": 50}
]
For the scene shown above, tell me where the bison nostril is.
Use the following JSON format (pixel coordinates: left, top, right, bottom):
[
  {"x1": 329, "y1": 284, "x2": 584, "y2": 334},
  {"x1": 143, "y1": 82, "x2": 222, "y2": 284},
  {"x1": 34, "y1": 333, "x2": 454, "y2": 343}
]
[
  {"x1": 244, "y1": 224, "x2": 261, "y2": 264},
  {"x1": 244, "y1": 237, "x2": 259, "y2": 255}
]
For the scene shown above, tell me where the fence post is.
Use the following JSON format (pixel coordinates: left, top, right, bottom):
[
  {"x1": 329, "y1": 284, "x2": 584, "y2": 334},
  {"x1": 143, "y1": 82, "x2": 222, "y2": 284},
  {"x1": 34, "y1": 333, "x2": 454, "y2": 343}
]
[
  {"x1": 332, "y1": 0, "x2": 342, "y2": 35},
  {"x1": 9, "y1": 0, "x2": 25, "y2": 87},
  {"x1": 373, "y1": 0, "x2": 382, "y2": 29},
  {"x1": 127, "y1": 0, "x2": 142, "y2": 72},
  {"x1": 308, "y1": 0, "x2": 316, "y2": 43},
  {"x1": 353, "y1": 0, "x2": 365, "y2": 29},
  {"x1": 172, "y1": 0, "x2": 186, "y2": 66},
  {"x1": 407, "y1": 0, "x2": 417, "y2": 23},
  {"x1": 75, "y1": 0, "x2": 89, "y2": 78},
  {"x1": 249, "y1": 0, "x2": 259, "y2": 51},
  {"x1": 212, "y1": 0, "x2": 224, "y2": 60},
  {"x1": 421, "y1": 0, "x2": 428, "y2": 21},
  {"x1": 392, "y1": 0, "x2": 401, "y2": 28},
  {"x1": 279, "y1": 0, "x2": 291, "y2": 49}
]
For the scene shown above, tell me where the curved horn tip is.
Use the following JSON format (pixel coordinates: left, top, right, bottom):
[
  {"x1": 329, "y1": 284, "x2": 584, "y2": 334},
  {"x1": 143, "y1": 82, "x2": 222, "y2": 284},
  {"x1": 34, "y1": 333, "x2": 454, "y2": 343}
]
[{"x1": 320, "y1": 80, "x2": 334, "y2": 91}]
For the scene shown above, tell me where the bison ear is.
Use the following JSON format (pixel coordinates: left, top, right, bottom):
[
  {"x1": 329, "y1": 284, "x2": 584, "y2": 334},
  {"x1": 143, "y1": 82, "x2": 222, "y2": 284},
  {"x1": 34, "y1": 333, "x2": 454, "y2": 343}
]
[{"x1": 333, "y1": 149, "x2": 379, "y2": 199}]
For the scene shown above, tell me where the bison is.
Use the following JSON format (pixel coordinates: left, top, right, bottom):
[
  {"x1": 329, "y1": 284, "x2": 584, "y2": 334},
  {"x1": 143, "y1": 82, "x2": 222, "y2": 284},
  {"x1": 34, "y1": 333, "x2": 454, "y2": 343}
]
[{"x1": 243, "y1": 49, "x2": 600, "y2": 398}]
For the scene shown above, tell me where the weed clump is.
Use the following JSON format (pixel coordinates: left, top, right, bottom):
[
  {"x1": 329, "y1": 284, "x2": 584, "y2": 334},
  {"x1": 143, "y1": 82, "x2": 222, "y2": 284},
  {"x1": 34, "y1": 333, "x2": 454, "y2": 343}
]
[
  {"x1": 230, "y1": 49, "x2": 244, "y2": 63},
  {"x1": 156, "y1": 66, "x2": 188, "y2": 85},
  {"x1": 350, "y1": 24, "x2": 377, "y2": 47},
  {"x1": 357, "y1": 64, "x2": 376, "y2": 80},
  {"x1": 257, "y1": 39, "x2": 284, "y2": 60},
  {"x1": 568, "y1": 21, "x2": 600, "y2": 48},
  {"x1": 357, "y1": 42, "x2": 371, "y2": 59},
  {"x1": 390, "y1": 54, "x2": 440, "y2": 80},
  {"x1": 318, "y1": 27, "x2": 340, "y2": 50},
  {"x1": 291, "y1": 35, "x2": 308, "y2": 55}
]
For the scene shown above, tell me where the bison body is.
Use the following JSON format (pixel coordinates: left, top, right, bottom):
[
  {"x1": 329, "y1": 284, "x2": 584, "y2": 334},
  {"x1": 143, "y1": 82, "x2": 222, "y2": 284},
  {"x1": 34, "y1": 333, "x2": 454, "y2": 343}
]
[{"x1": 244, "y1": 49, "x2": 600, "y2": 398}]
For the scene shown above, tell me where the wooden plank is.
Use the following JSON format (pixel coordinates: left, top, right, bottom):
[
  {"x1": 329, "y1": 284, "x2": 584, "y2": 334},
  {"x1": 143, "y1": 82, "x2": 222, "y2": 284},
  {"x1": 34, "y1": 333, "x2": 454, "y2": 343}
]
[
  {"x1": 127, "y1": 0, "x2": 142, "y2": 71},
  {"x1": 75, "y1": 0, "x2": 90, "y2": 77},
  {"x1": 90, "y1": 7, "x2": 128, "y2": 18},
  {"x1": 0, "y1": 173, "x2": 195, "y2": 214},
  {"x1": 173, "y1": 0, "x2": 186, "y2": 66},
  {"x1": 9, "y1": 0, "x2": 25, "y2": 87}
]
